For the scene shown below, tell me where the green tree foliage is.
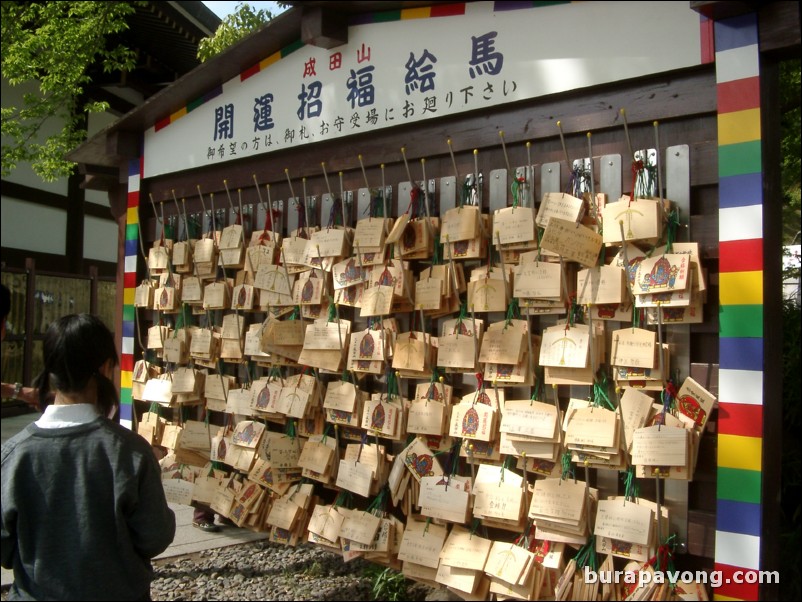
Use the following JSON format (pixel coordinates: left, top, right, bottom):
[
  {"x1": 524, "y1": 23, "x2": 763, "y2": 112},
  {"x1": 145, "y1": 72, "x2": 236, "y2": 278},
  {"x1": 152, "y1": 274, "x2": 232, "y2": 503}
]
[
  {"x1": 1, "y1": 1, "x2": 143, "y2": 181},
  {"x1": 780, "y1": 59, "x2": 801, "y2": 243},
  {"x1": 197, "y1": 2, "x2": 276, "y2": 63}
]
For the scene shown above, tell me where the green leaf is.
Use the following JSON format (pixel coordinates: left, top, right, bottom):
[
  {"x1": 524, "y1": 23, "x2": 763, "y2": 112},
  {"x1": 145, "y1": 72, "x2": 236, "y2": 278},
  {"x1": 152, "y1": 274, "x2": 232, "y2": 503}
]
[
  {"x1": 197, "y1": 2, "x2": 274, "y2": 63},
  {"x1": 1, "y1": 1, "x2": 143, "y2": 180}
]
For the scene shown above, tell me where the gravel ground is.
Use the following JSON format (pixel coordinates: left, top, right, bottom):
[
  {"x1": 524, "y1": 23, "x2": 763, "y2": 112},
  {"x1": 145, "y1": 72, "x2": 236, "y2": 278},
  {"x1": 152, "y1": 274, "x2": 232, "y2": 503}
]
[{"x1": 2, "y1": 541, "x2": 443, "y2": 601}]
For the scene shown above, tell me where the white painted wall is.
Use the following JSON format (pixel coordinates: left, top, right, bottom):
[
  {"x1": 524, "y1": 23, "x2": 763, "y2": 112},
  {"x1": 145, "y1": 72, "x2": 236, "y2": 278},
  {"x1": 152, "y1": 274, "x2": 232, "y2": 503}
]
[
  {"x1": 3, "y1": 77, "x2": 121, "y2": 258},
  {"x1": 1, "y1": 78, "x2": 70, "y2": 196},
  {"x1": 0, "y1": 197, "x2": 67, "y2": 255},
  {"x1": 83, "y1": 215, "x2": 118, "y2": 262}
]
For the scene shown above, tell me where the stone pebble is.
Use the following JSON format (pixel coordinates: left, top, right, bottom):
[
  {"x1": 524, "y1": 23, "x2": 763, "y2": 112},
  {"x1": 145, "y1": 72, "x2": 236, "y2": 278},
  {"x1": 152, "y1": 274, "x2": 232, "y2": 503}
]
[{"x1": 2, "y1": 541, "x2": 457, "y2": 601}]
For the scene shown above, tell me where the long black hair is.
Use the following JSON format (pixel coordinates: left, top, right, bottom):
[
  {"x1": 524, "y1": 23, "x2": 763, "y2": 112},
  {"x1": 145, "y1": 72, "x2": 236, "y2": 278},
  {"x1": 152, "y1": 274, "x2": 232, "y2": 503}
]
[{"x1": 34, "y1": 314, "x2": 119, "y2": 417}]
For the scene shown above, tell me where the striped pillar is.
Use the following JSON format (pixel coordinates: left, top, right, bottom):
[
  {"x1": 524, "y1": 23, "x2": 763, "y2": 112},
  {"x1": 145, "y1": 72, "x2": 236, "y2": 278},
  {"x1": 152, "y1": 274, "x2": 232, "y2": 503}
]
[
  {"x1": 713, "y1": 13, "x2": 763, "y2": 601},
  {"x1": 120, "y1": 158, "x2": 142, "y2": 429}
]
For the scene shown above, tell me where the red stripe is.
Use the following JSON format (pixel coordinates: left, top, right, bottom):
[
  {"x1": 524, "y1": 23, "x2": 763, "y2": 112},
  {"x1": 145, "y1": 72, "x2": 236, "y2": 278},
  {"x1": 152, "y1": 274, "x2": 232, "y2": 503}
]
[
  {"x1": 718, "y1": 403, "x2": 763, "y2": 438},
  {"x1": 241, "y1": 63, "x2": 260, "y2": 81},
  {"x1": 713, "y1": 563, "x2": 760, "y2": 600},
  {"x1": 700, "y1": 16, "x2": 715, "y2": 64},
  {"x1": 431, "y1": 3, "x2": 465, "y2": 17},
  {"x1": 124, "y1": 272, "x2": 137, "y2": 288},
  {"x1": 127, "y1": 191, "x2": 139, "y2": 208},
  {"x1": 154, "y1": 116, "x2": 171, "y2": 132},
  {"x1": 718, "y1": 76, "x2": 761, "y2": 114},
  {"x1": 120, "y1": 354, "x2": 135, "y2": 372},
  {"x1": 720, "y1": 239, "x2": 762, "y2": 273}
]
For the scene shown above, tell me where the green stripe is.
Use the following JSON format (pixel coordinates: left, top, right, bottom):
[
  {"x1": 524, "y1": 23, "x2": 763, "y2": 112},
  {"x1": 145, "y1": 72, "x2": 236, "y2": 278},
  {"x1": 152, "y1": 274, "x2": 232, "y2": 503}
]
[
  {"x1": 718, "y1": 140, "x2": 762, "y2": 178},
  {"x1": 126, "y1": 223, "x2": 139, "y2": 240},
  {"x1": 123, "y1": 304, "x2": 136, "y2": 322},
  {"x1": 533, "y1": 1, "x2": 570, "y2": 6},
  {"x1": 187, "y1": 97, "x2": 205, "y2": 112},
  {"x1": 720, "y1": 304, "x2": 763, "y2": 337},
  {"x1": 718, "y1": 467, "x2": 761, "y2": 504},
  {"x1": 120, "y1": 388, "x2": 132, "y2": 405},
  {"x1": 280, "y1": 39, "x2": 304, "y2": 57},
  {"x1": 374, "y1": 10, "x2": 400, "y2": 22}
]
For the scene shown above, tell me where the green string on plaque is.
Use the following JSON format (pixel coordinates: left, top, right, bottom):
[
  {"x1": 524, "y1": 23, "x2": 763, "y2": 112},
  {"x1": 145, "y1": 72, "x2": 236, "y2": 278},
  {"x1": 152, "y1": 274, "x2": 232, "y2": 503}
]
[
  {"x1": 386, "y1": 368, "x2": 399, "y2": 400},
  {"x1": 371, "y1": 189, "x2": 385, "y2": 218},
  {"x1": 665, "y1": 208, "x2": 680, "y2": 253},
  {"x1": 592, "y1": 370, "x2": 615, "y2": 411},
  {"x1": 510, "y1": 174, "x2": 526, "y2": 209},
  {"x1": 334, "y1": 490, "x2": 353, "y2": 509},
  {"x1": 432, "y1": 232, "x2": 442, "y2": 265},
  {"x1": 366, "y1": 485, "x2": 389, "y2": 514},
  {"x1": 504, "y1": 297, "x2": 520, "y2": 327},
  {"x1": 560, "y1": 451, "x2": 574, "y2": 481},
  {"x1": 574, "y1": 535, "x2": 598, "y2": 571},
  {"x1": 530, "y1": 367, "x2": 545, "y2": 402},
  {"x1": 460, "y1": 180, "x2": 471, "y2": 208},
  {"x1": 454, "y1": 301, "x2": 468, "y2": 333},
  {"x1": 623, "y1": 466, "x2": 640, "y2": 502},
  {"x1": 187, "y1": 214, "x2": 202, "y2": 239}
]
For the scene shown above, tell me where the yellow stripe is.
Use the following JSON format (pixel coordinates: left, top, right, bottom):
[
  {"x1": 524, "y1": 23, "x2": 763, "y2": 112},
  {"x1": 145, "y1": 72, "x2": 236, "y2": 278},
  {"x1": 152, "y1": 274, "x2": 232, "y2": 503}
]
[
  {"x1": 720, "y1": 271, "x2": 762, "y2": 305},
  {"x1": 401, "y1": 7, "x2": 430, "y2": 19},
  {"x1": 713, "y1": 595, "x2": 743, "y2": 601},
  {"x1": 127, "y1": 207, "x2": 139, "y2": 225},
  {"x1": 718, "y1": 434, "x2": 762, "y2": 471},
  {"x1": 260, "y1": 52, "x2": 281, "y2": 70},
  {"x1": 170, "y1": 107, "x2": 188, "y2": 122},
  {"x1": 120, "y1": 370, "x2": 133, "y2": 389},
  {"x1": 718, "y1": 108, "x2": 761, "y2": 146},
  {"x1": 123, "y1": 288, "x2": 135, "y2": 305}
]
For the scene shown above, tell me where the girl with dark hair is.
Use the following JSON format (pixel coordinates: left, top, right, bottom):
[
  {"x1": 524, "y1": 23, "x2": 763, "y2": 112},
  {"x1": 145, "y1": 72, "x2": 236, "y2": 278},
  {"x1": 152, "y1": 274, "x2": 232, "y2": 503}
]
[{"x1": 1, "y1": 314, "x2": 176, "y2": 601}]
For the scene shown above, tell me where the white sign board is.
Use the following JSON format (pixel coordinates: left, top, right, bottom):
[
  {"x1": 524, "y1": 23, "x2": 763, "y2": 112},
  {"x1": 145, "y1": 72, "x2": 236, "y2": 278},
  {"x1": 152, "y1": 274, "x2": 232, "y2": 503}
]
[{"x1": 143, "y1": 1, "x2": 700, "y2": 177}]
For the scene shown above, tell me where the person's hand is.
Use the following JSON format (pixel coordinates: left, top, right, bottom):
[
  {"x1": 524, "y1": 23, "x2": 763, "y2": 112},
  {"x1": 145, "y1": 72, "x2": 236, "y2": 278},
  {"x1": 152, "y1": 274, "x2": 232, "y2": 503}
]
[{"x1": 2, "y1": 383, "x2": 42, "y2": 411}]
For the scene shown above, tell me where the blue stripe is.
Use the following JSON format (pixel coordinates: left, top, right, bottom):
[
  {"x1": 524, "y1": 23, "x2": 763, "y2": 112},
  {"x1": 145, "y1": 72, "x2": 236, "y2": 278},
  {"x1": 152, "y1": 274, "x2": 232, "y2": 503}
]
[
  {"x1": 127, "y1": 159, "x2": 139, "y2": 177},
  {"x1": 119, "y1": 403, "x2": 133, "y2": 421},
  {"x1": 125, "y1": 238, "x2": 139, "y2": 256},
  {"x1": 202, "y1": 86, "x2": 223, "y2": 102},
  {"x1": 720, "y1": 337, "x2": 764, "y2": 371},
  {"x1": 714, "y1": 13, "x2": 759, "y2": 52},
  {"x1": 716, "y1": 499, "x2": 761, "y2": 537},
  {"x1": 122, "y1": 320, "x2": 135, "y2": 338},
  {"x1": 719, "y1": 173, "x2": 763, "y2": 209}
]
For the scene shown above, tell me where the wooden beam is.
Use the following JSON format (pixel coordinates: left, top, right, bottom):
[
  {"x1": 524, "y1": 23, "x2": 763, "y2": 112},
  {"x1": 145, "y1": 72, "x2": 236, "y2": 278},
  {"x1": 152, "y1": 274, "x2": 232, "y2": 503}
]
[
  {"x1": 66, "y1": 172, "x2": 85, "y2": 274},
  {"x1": 759, "y1": 57, "x2": 783, "y2": 602},
  {"x1": 690, "y1": 1, "x2": 758, "y2": 20},
  {"x1": 106, "y1": 130, "x2": 141, "y2": 161},
  {"x1": 0, "y1": 179, "x2": 113, "y2": 220},
  {"x1": 0, "y1": 248, "x2": 116, "y2": 278},
  {"x1": 759, "y1": 1, "x2": 801, "y2": 58},
  {"x1": 301, "y1": 6, "x2": 348, "y2": 49}
]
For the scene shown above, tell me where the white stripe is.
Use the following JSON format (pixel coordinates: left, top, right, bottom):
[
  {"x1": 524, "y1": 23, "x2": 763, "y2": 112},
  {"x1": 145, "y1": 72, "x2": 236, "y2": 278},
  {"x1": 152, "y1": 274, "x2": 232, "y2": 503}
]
[
  {"x1": 124, "y1": 255, "x2": 138, "y2": 273},
  {"x1": 715, "y1": 45, "x2": 759, "y2": 83},
  {"x1": 719, "y1": 369, "x2": 763, "y2": 406},
  {"x1": 122, "y1": 336, "x2": 135, "y2": 355},
  {"x1": 120, "y1": 419, "x2": 133, "y2": 430},
  {"x1": 719, "y1": 205, "x2": 763, "y2": 242},
  {"x1": 715, "y1": 531, "x2": 761, "y2": 570},
  {"x1": 128, "y1": 173, "x2": 140, "y2": 193}
]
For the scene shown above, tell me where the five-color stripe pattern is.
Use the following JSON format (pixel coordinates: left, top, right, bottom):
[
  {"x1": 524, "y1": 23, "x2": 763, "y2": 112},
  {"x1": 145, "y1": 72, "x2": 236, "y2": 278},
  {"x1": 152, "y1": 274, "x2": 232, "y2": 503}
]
[{"x1": 714, "y1": 12, "x2": 763, "y2": 601}]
